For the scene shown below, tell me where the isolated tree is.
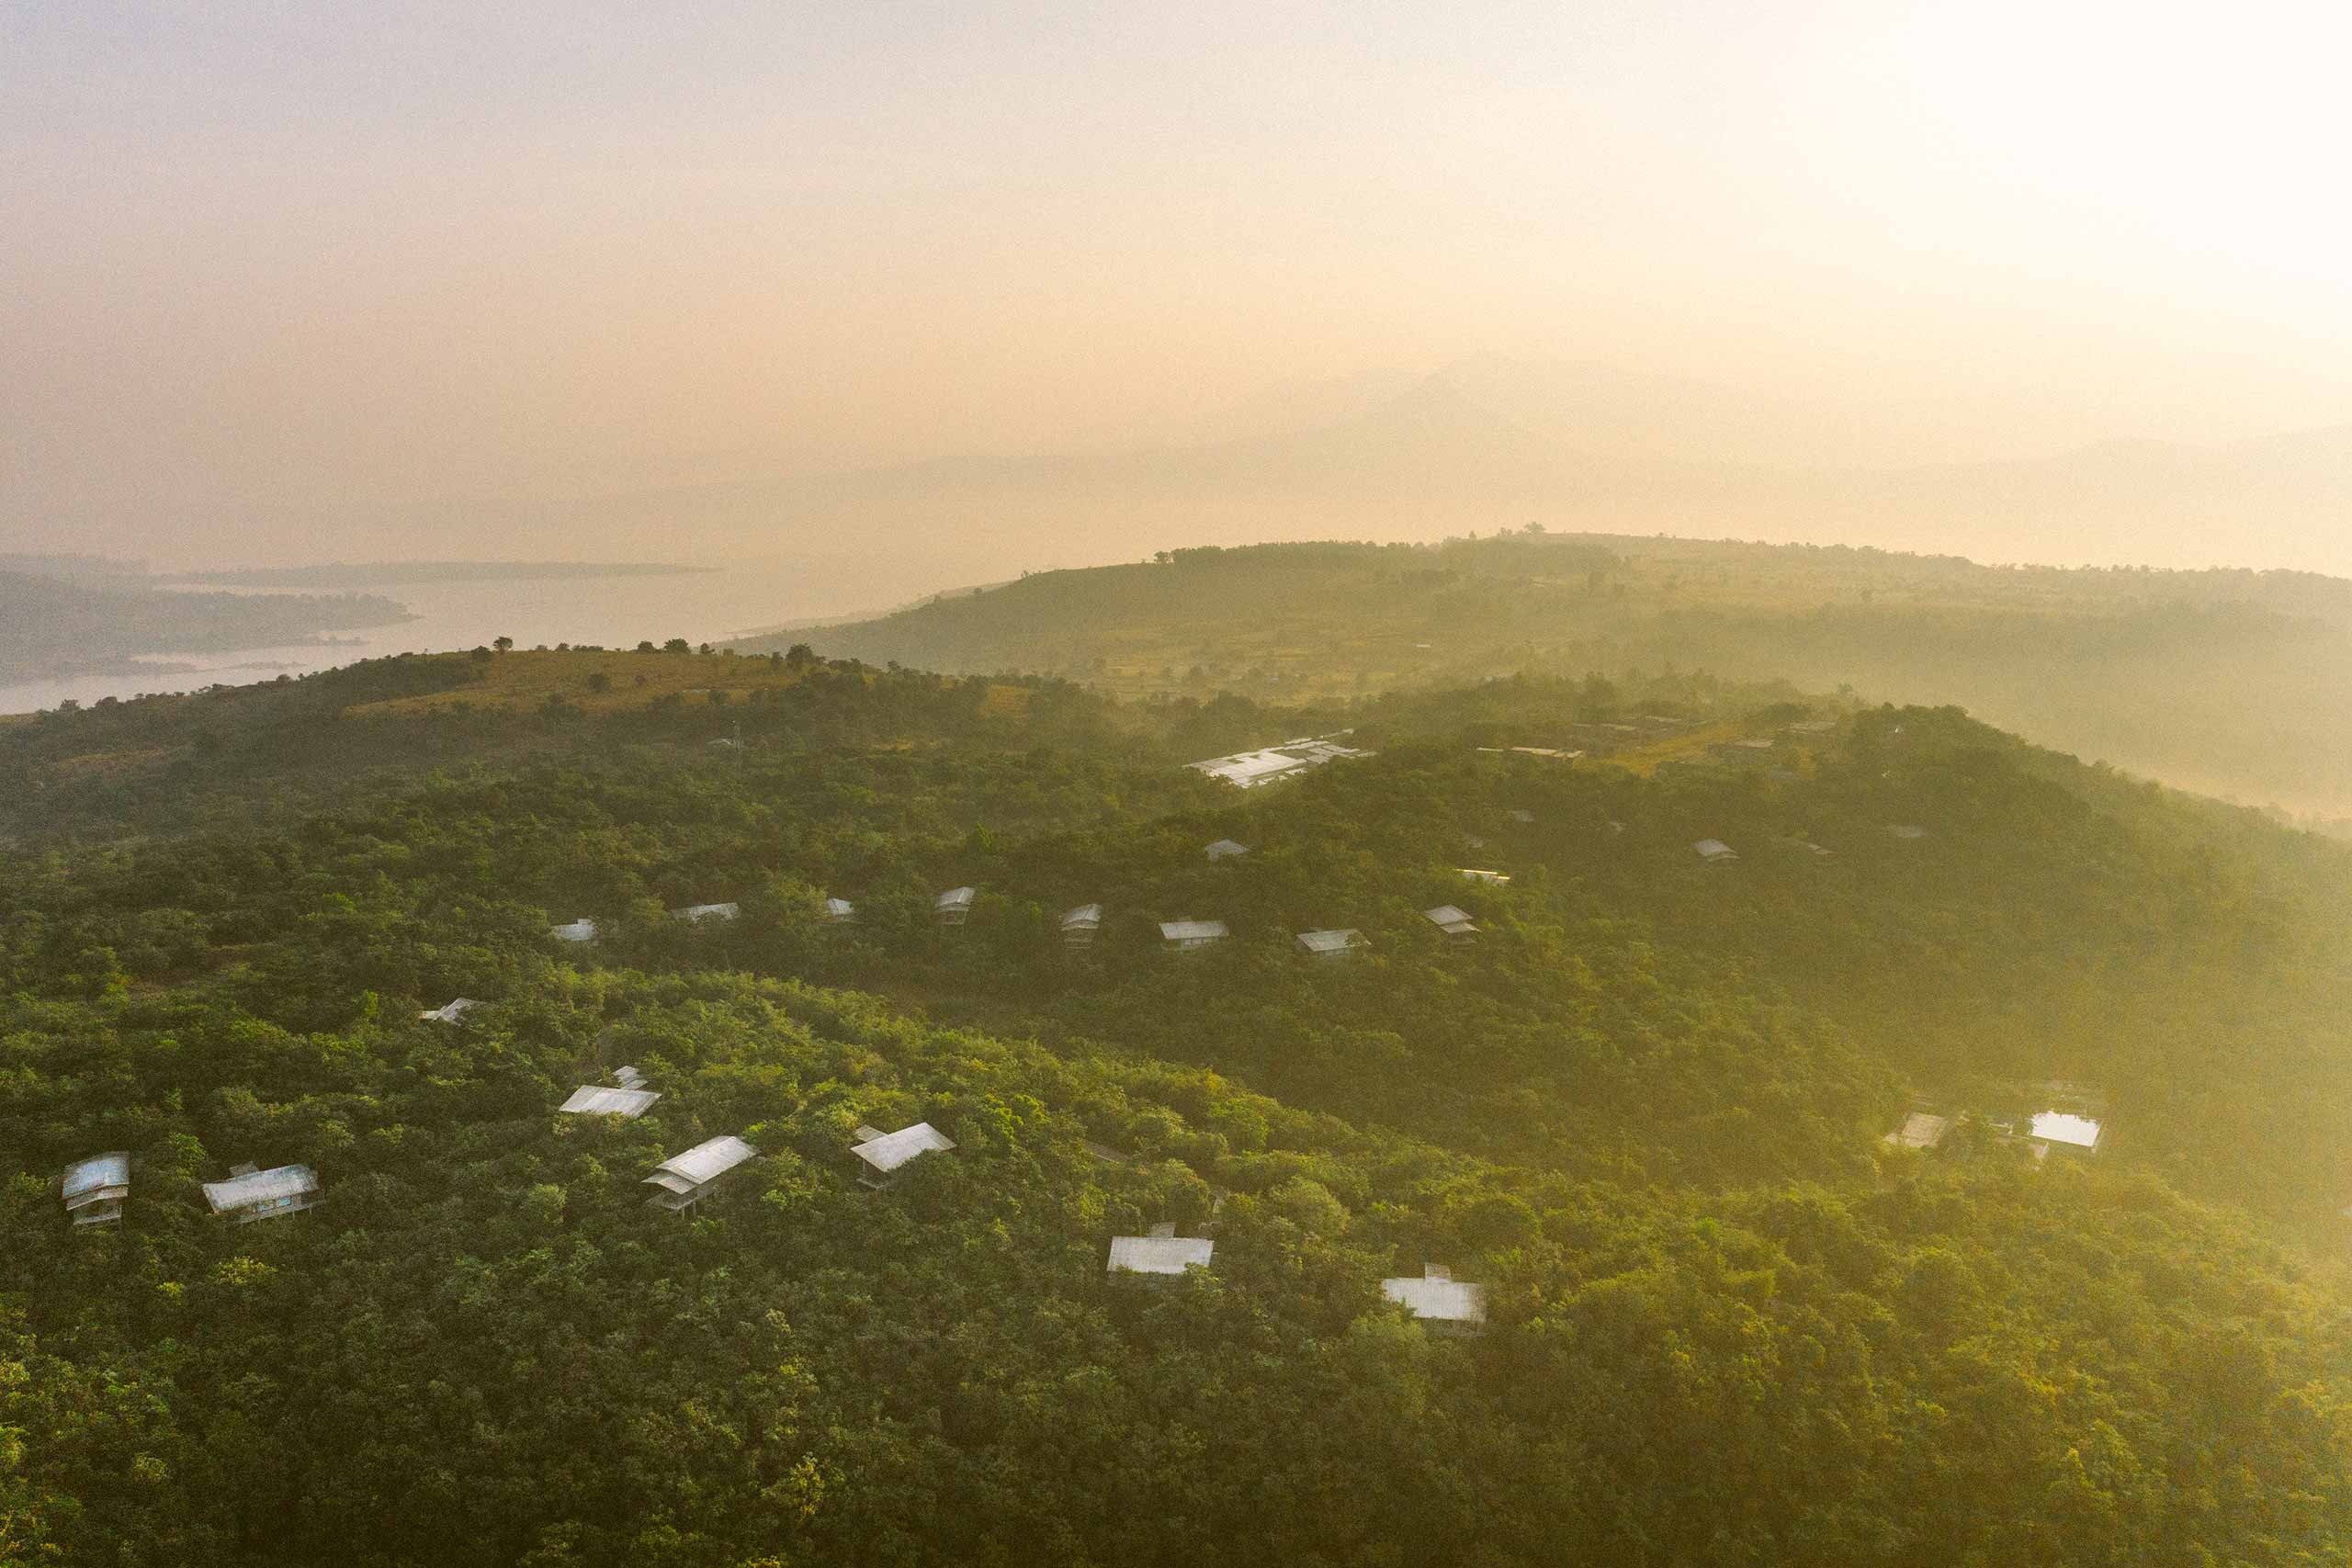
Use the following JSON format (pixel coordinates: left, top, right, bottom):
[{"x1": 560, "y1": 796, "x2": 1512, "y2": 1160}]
[
  {"x1": 493, "y1": 636, "x2": 514, "y2": 653},
  {"x1": 663, "y1": 637, "x2": 692, "y2": 654},
  {"x1": 586, "y1": 672, "x2": 612, "y2": 694}
]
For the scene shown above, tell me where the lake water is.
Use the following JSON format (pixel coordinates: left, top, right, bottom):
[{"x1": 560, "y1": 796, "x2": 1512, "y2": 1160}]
[{"x1": 0, "y1": 554, "x2": 954, "y2": 715}]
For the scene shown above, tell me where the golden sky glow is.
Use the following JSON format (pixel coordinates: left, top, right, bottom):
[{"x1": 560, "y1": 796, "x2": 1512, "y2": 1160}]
[{"x1": 6, "y1": 2, "x2": 2351, "y2": 568}]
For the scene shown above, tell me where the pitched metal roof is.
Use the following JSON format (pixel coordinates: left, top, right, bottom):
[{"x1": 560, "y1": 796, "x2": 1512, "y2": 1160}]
[
  {"x1": 1062, "y1": 903, "x2": 1103, "y2": 928},
  {"x1": 1423, "y1": 905, "x2": 1476, "y2": 931},
  {"x1": 852, "y1": 1122, "x2": 956, "y2": 1174},
  {"x1": 559, "y1": 1085, "x2": 662, "y2": 1117},
  {"x1": 822, "y1": 897, "x2": 856, "y2": 920},
  {"x1": 1459, "y1": 868, "x2": 1511, "y2": 884},
  {"x1": 1204, "y1": 839, "x2": 1250, "y2": 859},
  {"x1": 1107, "y1": 1235, "x2": 1216, "y2": 1275},
  {"x1": 1294, "y1": 928, "x2": 1364, "y2": 954},
  {"x1": 202, "y1": 1164, "x2": 320, "y2": 1214},
  {"x1": 1159, "y1": 919, "x2": 1228, "y2": 943},
  {"x1": 550, "y1": 918, "x2": 600, "y2": 942},
  {"x1": 419, "y1": 998, "x2": 480, "y2": 1023},
  {"x1": 62, "y1": 1152, "x2": 130, "y2": 1205},
  {"x1": 935, "y1": 886, "x2": 976, "y2": 909},
  {"x1": 673, "y1": 901, "x2": 741, "y2": 921},
  {"x1": 1693, "y1": 839, "x2": 1738, "y2": 860},
  {"x1": 647, "y1": 1134, "x2": 759, "y2": 1190},
  {"x1": 1383, "y1": 1267, "x2": 1487, "y2": 1324}
]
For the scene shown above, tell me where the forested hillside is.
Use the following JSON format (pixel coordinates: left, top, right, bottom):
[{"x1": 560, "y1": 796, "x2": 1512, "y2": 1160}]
[
  {"x1": 742, "y1": 535, "x2": 2352, "y2": 823},
  {"x1": 8, "y1": 647, "x2": 2352, "y2": 1565}
]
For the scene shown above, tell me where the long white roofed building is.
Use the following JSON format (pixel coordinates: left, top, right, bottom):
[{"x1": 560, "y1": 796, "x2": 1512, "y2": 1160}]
[{"x1": 644, "y1": 1135, "x2": 760, "y2": 1212}]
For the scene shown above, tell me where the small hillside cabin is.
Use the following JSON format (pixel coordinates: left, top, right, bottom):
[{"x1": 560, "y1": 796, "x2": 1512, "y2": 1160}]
[
  {"x1": 550, "y1": 918, "x2": 600, "y2": 943},
  {"x1": 644, "y1": 1134, "x2": 760, "y2": 1213},
  {"x1": 1693, "y1": 840, "x2": 1739, "y2": 863},
  {"x1": 1108, "y1": 1223, "x2": 1215, "y2": 1280},
  {"x1": 612, "y1": 1065, "x2": 647, "y2": 1089},
  {"x1": 1160, "y1": 919, "x2": 1229, "y2": 952},
  {"x1": 559, "y1": 1085, "x2": 661, "y2": 1118},
  {"x1": 1884, "y1": 1111, "x2": 1952, "y2": 1150},
  {"x1": 203, "y1": 1163, "x2": 321, "y2": 1224},
  {"x1": 2029, "y1": 1111, "x2": 2102, "y2": 1159},
  {"x1": 1062, "y1": 904, "x2": 1104, "y2": 945},
  {"x1": 1423, "y1": 905, "x2": 1479, "y2": 942},
  {"x1": 419, "y1": 998, "x2": 480, "y2": 1024},
  {"x1": 934, "y1": 886, "x2": 976, "y2": 926},
  {"x1": 62, "y1": 1152, "x2": 129, "y2": 1228},
  {"x1": 1204, "y1": 839, "x2": 1250, "y2": 862},
  {"x1": 821, "y1": 897, "x2": 856, "y2": 924},
  {"x1": 1507, "y1": 808, "x2": 1535, "y2": 824},
  {"x1": 852, "y1": 1122, "x2": 956, "y2": 1188},
  {"x1": 1460, "y1": 868, "x2": 1511, "y2": 886},
  {"x1": 1887, "y1": 825, "x2": 1928, "y2": 840},
  {"x1": 1382, "y1": 1265, "x2": 1487, "y2": 1334},
  {"x1": 672, "y1": 901, "x2": 741, "y2": 923},
  {"x1": 1295, "y1": 928, "x2": 1366, "y2": 960}
]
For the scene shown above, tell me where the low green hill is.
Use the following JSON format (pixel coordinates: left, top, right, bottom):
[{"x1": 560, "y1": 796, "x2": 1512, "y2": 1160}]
[{"x1": 740, "y1": 534, "x2": 2352, "y2": 823}]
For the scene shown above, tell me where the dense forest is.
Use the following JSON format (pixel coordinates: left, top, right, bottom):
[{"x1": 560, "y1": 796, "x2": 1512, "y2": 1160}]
[
  {"x1": 741, "y1": 534, "x2": 2352, "y2": 824},
  {"x1": 7, "y1": 646, "x2": 2352, "y2": 1565}
]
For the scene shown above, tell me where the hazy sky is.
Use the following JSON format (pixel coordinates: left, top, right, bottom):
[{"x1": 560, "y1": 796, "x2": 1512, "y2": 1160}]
[{"x1": 9, "y1": 1, "x2": 2352, "y2": 566}]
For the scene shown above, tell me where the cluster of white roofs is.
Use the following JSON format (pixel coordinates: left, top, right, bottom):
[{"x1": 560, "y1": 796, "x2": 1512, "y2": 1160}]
[
  {"x1": 1188, "y1": 733, "x2": 1371, "y2": 790},
  {"x1": 549, "y1": 895, "x2": 860, "y2": 947},
  {"x1": 1884, "y1": 1107, "x2": 2105, "y2": 1160},
  {"x1": 1102, "y1": 1224, "x2": 1487, "y2": 1328},
  {"x1": 61, "y1": 1152, "x2": 323, "y2": 1226}
]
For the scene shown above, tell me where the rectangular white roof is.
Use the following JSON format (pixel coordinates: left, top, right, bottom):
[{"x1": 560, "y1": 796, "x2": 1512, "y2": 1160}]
[
  {"x1": 1204, "y1": 838, "x2": 1250, "y2": 858},
  {"x1": 550, "y1": 918, "x2": 599, "y2": 942},
  {"x1": 1160, "y1": 919, "x2": 1228, "y2": 943},
  {"x1": 822, "y1": 897, "x2": 856, "y2": 919},
  {"x1": 203, "y1": 1164, "x2": 319, "y2": 1214},
  {"x1": 1383, "y1": 1269, "x2": 1488, "y2": 1324},
  {"x1": 935, "y1": 886, "x2": 976, "y2": 909},
  {"x1": 1423, "y1": 905, "x2": 1476, "y2": 931},
  {"x1": 1887, "y1": 825, "x2": 1927, "y2": 840},
  {"x1": 853, "y1": 1122, "x2": 956, "y2": 1174},
  {"x1": 648, "y1": 1134, "x2": 759, "y2": 1188},
  {"x1": 419, "y1": 998, "x2": 480, "y2": 1023},
  {"x1": 1062, "y1": 903, "x2": 1103, "y2": 927},
  {"x1": 1108, "y1": 1235, "x2": 1216, "y2": 1275},
  {"x1": 560, "y1": 1085, "x2": 662, "y2": 1117},
  {"x1": 612, "y1": 1066, "x2": 646, "y2": 1089},
  {"x1": 1693, "y1": 839, "x2": 1737, "y2": 860},
  {"x1": 1460, "y1": 868, "x2": 1511, "y2": 884},
  {"x1": 62, "y1": 1152, "x2": 130, "y2": 1204},
  {"x1": 2030, "y1": 1111, "x2": 2102, "y2": 1149},
  {"x1": 673, "y1": 901, "x2": 741, "y2": 921},
  {"x1": 1295, "y1": 929, "x2": 1364, "y2": 954},
  {"x1": 1188, "y1": 734, "x2": 1371, "y2": 789},
  {"x1": 1885, "y1": 1111, "x2": 1951, "y2": 1149}
]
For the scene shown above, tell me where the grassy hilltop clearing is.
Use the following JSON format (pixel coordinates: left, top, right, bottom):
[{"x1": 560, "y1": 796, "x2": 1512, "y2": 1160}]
[
  {"x1": 734, "y1": 534, "x2": 2352, "y2": 824},
  {"x1": 7, "y1": 645, "x2": 2352, "y2": 1564}
]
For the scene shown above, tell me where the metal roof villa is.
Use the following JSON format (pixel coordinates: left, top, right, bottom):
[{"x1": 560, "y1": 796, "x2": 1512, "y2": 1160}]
[
  {"x1": 852, "y1": 1122, "x2": 956, "y2": 1187},
  {"x1": 203, "y1": 1163, "x2": 322, "y2": 1224},
  {"x1": 1382, "y1": 1265, "x2": 1487, "y2": 1331},
  {"x1": 62, "y1": 1152, "x2": 130, "y2": 1227},
  {"x1": 644, "y1": 1134, "x2": 760, "y2": 1212}
]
